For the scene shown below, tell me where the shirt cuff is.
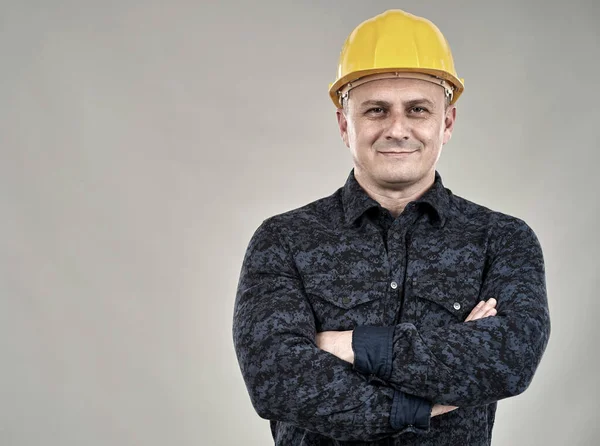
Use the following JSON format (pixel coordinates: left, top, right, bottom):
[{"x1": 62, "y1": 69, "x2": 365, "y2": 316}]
[
  {"x1": 352, "y1": 325, "x2": 394, "y2": 380},
  {"x1": 390, "y1": 389, "x2": 432, "y2": 433}
]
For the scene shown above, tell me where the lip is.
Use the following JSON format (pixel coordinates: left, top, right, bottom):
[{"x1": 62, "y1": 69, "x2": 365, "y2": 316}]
[{"x1": 379, "y1": 151, "x2": 417, "y2": 156}]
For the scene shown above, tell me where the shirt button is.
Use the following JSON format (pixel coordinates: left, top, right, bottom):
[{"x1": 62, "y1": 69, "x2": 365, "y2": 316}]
[
  {"x1": 342, "y1": 297, "x2": 351, "y2": 305},
  {"x1": 453, "y1": 302, "x2": 461, "y2": 310},
  {"x1": 390, "y1": 281, "x2": 398, "y2": 289}
]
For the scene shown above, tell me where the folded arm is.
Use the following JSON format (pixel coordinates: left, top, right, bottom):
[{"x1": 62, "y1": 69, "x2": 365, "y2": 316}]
[
  {"x1": 351, "y1": 220, "x2": 551, "y2": 407},
  {"x1": 318, "y1": 297, "x2": 499, "y2": 414},
  {"x1": 233, "y1": 219, "x2": 434, "y2": 441}
]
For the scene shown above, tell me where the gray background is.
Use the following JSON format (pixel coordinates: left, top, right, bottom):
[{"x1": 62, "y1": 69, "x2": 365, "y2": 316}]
[{"x1": 1, "y1": 0, "x2": 598, "y2": 445}]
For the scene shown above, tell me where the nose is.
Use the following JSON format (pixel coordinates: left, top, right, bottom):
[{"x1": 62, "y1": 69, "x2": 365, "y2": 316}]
[{"x1": 383, "y1": 111, "x2": 410, "y2": 141}]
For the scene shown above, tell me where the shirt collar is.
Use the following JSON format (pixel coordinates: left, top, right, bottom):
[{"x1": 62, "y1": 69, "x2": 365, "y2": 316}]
[{"x1": 341, "y1": 168, "x2": 450, "y2": 228}]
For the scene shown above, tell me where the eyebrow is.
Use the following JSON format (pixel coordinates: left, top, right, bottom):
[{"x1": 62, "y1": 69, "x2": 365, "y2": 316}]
[
  {"x1": 404, "y1": 98, "x2": 435, "y2": 108},
  {"x1": 358, "y1": 98, "x2": 435, "y2": 109},
  {"x1": 358, "y1": 100, "x2": 392, "y2": 109}
]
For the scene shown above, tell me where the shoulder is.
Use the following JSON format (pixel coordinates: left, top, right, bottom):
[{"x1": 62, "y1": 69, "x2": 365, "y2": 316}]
[
  {"x1": 252, "y1": 187, "x2": 344, "y2": 241},
  {"x1": 448, "y1": 190, "x2": 541, "y2": 249},
  {"x1": 263, "y1": 188, "x2": 343, "y2": 230}
]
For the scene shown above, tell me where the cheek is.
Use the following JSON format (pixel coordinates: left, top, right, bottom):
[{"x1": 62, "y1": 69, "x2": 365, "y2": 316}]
[
  {"x1": 346, "y1": 123, "x2": 361, "y2": 149},
  {"x1": 415, "y1": 121, "x2": 444, "y2": 147},
  {"x1": 347, "y1": 123, "x2": 357, "y2": 143},
  {"x1": 352, "y1": 122, "x2": 381, "y2": 147}
]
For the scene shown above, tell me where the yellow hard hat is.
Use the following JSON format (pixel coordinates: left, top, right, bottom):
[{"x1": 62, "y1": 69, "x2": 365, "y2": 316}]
[{"x1": 329, "y1": 9, "x2": 465, "y2": 108}]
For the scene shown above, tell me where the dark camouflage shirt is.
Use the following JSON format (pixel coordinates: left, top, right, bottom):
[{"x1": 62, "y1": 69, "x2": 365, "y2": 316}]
[{"x1": 233, "y1": 169, "x2": 550, "y2": 445}]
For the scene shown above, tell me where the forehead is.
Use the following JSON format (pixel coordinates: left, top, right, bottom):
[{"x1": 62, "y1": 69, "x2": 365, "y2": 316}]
[{"x1": 348, "y1": 77, "x2": 445, "y2": 105}]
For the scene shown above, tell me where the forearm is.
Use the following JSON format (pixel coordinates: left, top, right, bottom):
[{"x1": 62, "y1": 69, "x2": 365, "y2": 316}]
[
  {"x1": 386, "y1": 308, "x2": 549, "y2": 406},
  {"x1": 355, "y1": 223, "x2": 551, "y2": 406},
  {"x1": 233, "y1": 219, "x2": 433, "y2": 441},
  {"x1": 233, "y1": 279, "x2": 434, "y2": 441},
  {"x1": 235, "y1": 335, "x2": 423, "y2": 440}
]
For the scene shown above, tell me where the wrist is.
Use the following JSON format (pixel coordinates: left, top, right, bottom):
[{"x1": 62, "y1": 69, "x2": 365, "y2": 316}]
[{"x1": 336, "y1": 331, "x2": 354, "y2": 364}]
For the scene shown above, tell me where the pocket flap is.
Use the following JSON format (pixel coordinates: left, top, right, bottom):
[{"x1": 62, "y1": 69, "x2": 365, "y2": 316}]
[
  {"x1": 415, "y1": 277, "x2": 480, "y2": 317},
  {"x1": 303, "y1": 273, "x2": 387, "y2": 310}
]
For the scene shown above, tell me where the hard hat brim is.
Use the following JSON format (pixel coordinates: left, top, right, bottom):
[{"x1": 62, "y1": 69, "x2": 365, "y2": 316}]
[{"x1": 329, "y1": 67, "x2": 464, "y2": 109}]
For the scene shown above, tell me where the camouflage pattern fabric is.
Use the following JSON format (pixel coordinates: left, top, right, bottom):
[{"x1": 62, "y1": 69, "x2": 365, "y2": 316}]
[{"x1": 233, "y1": 169, "x2": 550, "y2": 445}]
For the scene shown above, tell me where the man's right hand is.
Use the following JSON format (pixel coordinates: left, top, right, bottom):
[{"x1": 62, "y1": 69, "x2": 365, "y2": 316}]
[
  {"x1": 464, "y1": 298, "x2": 497, "y2": 322},
  {"x1": 430, "y1": 298, "x2": 498, "y2": 417}
]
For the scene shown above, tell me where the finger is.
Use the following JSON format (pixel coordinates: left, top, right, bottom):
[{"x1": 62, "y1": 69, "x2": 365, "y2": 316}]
[
  {"x1": 464, "y1": 300, "x2": 485, "y2": 322},
  {"x1": 477, "y1": 303, "x2": 497, "y2": 320},
  {"x1": 483, "y1": 308, "x2": 497, "y2": 318},
  {"x1": 465, "y1": 298, "x2": 497, "y2": 322},
  {"x1": 431, "y1": 404, "x2": 459, "y2": 417},
  {"x1": 465, "y1": 299, "x2": 491, "y2": 322},
  {"x1": 477, "y1": 299, "x2": 497, "y2": 320}
]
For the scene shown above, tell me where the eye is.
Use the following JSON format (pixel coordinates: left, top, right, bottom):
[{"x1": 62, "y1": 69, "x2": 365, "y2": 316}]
[
  {"x1": 366, "y1": 107, "x2": 386, "y2": 115},
  {"x1": 410, "y1": 106, "x2": 428, "y2": 114}
]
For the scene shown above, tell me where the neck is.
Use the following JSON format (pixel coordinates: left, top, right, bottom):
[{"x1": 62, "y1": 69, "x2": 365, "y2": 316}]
[{"x1": 354, "y1": 169, "x2": 436, "y2": 219}]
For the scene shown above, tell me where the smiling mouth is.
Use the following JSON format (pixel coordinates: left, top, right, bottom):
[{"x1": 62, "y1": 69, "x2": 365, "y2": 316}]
[{"x1": 379, "y1": 151, "x2": 417, "y2": 155}]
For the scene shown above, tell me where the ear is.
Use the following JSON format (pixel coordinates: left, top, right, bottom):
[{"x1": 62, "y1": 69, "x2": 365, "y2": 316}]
[
  {"x1": 336, "y1": 108, "x2": 350, "y2": 148},
  {"x1": 442, "y1": 105, "x2": 457, "y2": 145}
]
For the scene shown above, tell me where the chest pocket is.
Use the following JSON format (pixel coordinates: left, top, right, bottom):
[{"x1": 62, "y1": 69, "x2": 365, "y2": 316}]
[
  {"x1": 302, "y1": 273, "x2": 389, "y2": 331},
  {"x1": 411, "y1": 276, "x2": 482, "y2": 329}
]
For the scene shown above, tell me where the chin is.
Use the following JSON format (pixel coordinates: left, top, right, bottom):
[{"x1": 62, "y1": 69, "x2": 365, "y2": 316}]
[{"x1": 375, "y1": 165, "x2": 421, "y2": 185}]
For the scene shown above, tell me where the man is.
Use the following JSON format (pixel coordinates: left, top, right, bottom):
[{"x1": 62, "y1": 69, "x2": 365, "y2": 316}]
[{"x1": 233, "y1": 9, "x2": 550, "y2": 446}]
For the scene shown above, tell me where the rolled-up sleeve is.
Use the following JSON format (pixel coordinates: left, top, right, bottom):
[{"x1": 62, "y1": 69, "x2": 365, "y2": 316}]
[{"x1": 353, "y1": 326, "x2": 432, "y2": 432}]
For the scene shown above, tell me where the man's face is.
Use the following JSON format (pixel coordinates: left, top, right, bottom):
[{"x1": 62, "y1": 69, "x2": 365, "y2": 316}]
[{"x1": 336, "y1": 78, "x2": 456, "y2": 188}]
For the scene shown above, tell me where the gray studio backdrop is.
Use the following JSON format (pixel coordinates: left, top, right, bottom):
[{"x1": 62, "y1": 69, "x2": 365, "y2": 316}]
[{"x1": 1, "y1": 1, "x2": 598, "y2": 445}]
